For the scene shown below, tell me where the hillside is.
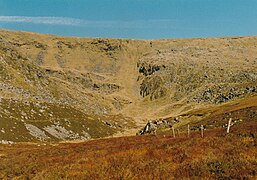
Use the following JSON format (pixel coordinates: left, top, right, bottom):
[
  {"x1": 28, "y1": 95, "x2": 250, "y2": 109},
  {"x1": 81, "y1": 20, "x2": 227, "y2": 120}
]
[
  {"x1": 0, "y1": 123, "x2": 256, "y2": 179},
  {"x1": 0, "y1": 29, "x2": 257, "y2": 142}
]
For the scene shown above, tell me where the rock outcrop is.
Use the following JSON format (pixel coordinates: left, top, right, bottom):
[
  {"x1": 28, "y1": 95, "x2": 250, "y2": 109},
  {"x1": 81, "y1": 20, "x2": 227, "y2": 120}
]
[{"x1": 138, "y1": 119, "x2": 172, "y2": 135}]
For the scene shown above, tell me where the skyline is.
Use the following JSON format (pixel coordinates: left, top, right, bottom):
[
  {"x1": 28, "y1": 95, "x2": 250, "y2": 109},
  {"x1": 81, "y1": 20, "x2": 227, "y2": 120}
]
[{"x1": 0, "y1": 0, "x2": 257, "y2": 39}]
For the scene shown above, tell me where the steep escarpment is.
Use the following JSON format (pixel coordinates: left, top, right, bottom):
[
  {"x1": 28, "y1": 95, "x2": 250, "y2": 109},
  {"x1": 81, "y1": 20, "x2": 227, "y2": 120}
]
[{"x1": 0, "y1": 29, "x2": 257, "y2": 142}]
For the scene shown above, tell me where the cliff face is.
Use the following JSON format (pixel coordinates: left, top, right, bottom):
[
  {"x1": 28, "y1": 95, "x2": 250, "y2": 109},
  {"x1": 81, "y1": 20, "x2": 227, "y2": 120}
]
[{"x1": 0, "y1": 29, "x2": 257, "y2": 142}]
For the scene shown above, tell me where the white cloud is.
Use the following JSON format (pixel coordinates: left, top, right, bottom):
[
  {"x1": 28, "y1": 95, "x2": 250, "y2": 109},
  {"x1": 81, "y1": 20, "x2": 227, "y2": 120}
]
[
  {"x1": 0, "y1": 16, "x2": 84, "y2": 26},
  {"x1": 0, "y1": 16, "x2": 176, "y2": 29}
]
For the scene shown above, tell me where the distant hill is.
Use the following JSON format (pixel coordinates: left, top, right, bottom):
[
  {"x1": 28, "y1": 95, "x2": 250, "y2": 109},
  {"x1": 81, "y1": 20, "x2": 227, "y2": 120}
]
[{"x1": 0, "y1": 29, "x2": 257, "y2": 142}]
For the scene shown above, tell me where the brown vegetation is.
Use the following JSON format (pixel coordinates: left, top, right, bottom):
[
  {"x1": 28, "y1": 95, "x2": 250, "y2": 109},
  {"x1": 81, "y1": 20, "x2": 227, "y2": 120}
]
[
  {"x1": 0, "y1": 121, "x2": 256, "y2": 179},
  {"x1": 0, "y1": 29, "x2": 257, "y2": 178}
]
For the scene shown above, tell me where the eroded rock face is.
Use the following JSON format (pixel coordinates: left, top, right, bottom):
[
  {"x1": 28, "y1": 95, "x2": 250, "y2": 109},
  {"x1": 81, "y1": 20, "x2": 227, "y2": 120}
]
[
  {"x1": 137, "y1": 42, "x2": 257, "y2": 104},
  {"x1": 140, "y1": 76, "x2": 167, "y2": 100},
  {"x1": 137, "y1": 62, "x2": 166, "y2": 76},
  {"x1": 137, "y1": 61, "x2": 168, "y2": 100},
  {"x1": 191, "y1": 85, "x2": 257, "y2": 104}
]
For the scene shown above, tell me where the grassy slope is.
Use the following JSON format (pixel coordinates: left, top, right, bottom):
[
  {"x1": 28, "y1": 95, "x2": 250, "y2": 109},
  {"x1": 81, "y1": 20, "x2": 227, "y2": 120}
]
[
  {"x1": 0, "y1": 29, "x2": 138, "y2": 141},
  {"x1": 2, "y1": 29, "x2": 257, "y2": 118},
  {"x1": 0, "y1": 121, "x2": 256, "y2": 179},
  {"x1": 1, "y1": 28, "x2": 257, "y2": 141},
  {"x1": 172, "y1": 95, "x2": 257, "y2": 131}
]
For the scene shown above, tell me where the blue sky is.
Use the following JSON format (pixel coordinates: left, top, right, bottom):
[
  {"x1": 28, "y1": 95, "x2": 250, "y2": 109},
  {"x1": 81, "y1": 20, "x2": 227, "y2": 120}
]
[{"x1": 0, "y1": 0, "x2": 257, "y2": 39}]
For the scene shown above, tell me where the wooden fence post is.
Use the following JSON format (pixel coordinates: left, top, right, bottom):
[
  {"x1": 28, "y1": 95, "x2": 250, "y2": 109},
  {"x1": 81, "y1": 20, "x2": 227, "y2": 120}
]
[
  {"x1": 227, "y1": 118, "x2": 232, "y2": 133},
  {"x1": 188, "y1": 124, "x2": 190, "y2": 138},
  {"x1": 201, "y1": 125, "x2": 204, "y2": 138},
  {"x1": 172, "y1": 127, "x2": 175, "y2": 138}
]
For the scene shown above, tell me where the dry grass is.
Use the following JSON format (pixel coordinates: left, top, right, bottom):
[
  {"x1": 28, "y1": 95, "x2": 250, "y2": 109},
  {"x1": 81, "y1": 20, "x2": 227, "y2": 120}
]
[
  {"x1": 1, "y1": 29, "x2": 257, "y2": 142},
  {"x1": 0, "y1": 122, "x2": 256, "y2": 179},
  {"x1": 0, "y1": 29, "x2": 257, "y2": 179}
]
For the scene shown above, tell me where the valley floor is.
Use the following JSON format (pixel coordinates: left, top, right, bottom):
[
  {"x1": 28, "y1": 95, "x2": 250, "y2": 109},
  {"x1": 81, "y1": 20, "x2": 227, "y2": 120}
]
[{"x1": 0, "y1": 121, "x2": 256, "y2": 179}]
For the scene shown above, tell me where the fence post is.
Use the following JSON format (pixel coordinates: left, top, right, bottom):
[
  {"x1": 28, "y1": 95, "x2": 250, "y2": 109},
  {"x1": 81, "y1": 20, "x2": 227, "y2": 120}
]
[
  {"x1": 172, "y1": 127, "x2": 175, "y2": 138},
  {"x1": 201, "y1": 125, "x2": 204, "y2": 138},
  {"x1": 227, "y1": 118, "x2": 232, "y2": 133},
  {"x1": 188, "y1": 124, "x2": 190, "y2": 138}
]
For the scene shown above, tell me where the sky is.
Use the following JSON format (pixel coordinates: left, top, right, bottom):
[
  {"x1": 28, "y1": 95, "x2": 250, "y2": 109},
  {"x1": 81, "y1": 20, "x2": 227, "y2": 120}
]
[{"x1": 0, "y1": 0, "x2": 257, "y2": 39}]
